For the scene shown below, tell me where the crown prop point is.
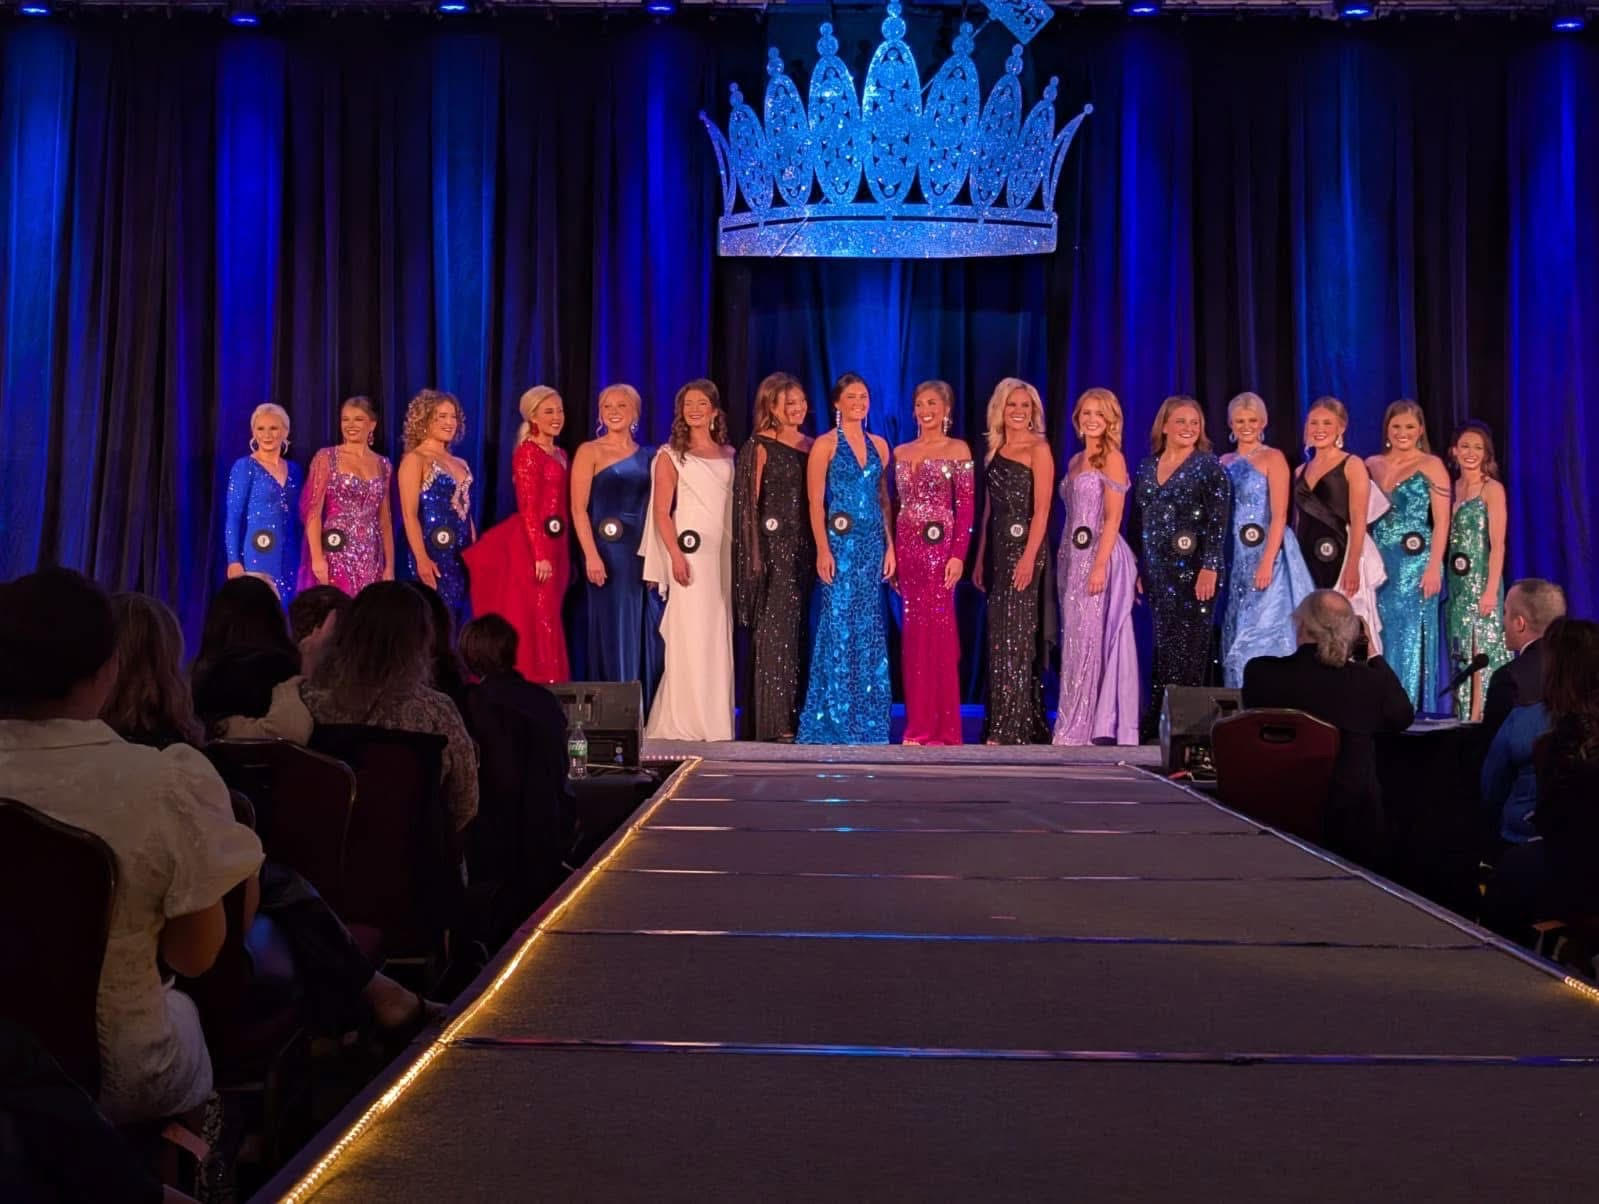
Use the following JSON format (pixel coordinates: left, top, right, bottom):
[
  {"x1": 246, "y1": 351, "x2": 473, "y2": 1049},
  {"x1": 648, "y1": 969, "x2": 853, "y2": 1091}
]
[{"x1": 703, "y1": 4, "x2": 1089, "y2": 258}]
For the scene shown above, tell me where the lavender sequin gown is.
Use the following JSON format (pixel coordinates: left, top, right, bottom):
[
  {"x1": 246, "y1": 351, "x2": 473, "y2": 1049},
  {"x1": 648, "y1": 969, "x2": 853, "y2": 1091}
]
[{"x1": 1052, "y1": 469, "x2": 1139, "y2": 746}]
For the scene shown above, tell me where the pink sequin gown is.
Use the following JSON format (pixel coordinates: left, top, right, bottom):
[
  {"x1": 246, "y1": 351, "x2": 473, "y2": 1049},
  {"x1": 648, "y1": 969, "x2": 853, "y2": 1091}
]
[
  {"x1": 894, "y1": 457, "x2": 975, "y2": 745},
  {"x1": 298, "y1": 446, "x2": 392, "y2": 595}
]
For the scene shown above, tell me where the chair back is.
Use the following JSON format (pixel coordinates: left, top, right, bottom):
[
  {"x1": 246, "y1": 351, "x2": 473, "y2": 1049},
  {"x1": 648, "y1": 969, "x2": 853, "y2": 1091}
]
[
  {"x1": 1212, "y1": 709, "x2": 1341, "y2": 842},
  {"x1": 308, "y1": 724, "x2": 457, "y2": 957},
  {"x1": 206, "y1": 739, "x2": 355, "y2": 904},
  {"x1": 0, "y1": 799, "x2": 118, "y2": 1096}
]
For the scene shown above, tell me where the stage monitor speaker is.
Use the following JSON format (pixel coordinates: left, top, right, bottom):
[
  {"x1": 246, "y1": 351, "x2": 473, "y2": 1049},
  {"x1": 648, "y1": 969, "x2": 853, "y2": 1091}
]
[
  {"x1": 547, "y1": 681, "x2": 643, "y2": 769},
  {"x1": 1159, "y1": 686, "x2": 1243, "y2": 778}
]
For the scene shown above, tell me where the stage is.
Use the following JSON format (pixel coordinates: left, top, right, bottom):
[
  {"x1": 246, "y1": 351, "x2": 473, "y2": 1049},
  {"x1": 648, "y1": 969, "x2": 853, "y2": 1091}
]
[{"x1": 264, "y1": 749, "x2": 1599, "y2": 1202}]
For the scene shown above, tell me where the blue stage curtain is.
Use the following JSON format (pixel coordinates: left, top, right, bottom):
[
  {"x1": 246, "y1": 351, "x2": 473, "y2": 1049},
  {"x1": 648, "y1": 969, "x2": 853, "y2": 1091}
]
[{"x1": 0, "y1": 11, "x2": 1594, "y2": 673}]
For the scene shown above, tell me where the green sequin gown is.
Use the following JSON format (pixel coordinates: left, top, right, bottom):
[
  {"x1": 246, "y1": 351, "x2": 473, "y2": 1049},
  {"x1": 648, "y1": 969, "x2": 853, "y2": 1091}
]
[{"x1": 1444, "y1": 496, "x2": 1509, "y2": 718}]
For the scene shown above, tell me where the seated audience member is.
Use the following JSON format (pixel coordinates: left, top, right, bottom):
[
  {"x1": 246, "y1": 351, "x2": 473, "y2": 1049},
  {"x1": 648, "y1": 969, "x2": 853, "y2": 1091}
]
[
  {"x1": 1481, "y1": 621, "x2": 1560, "y2": 847},
  {"x1": 0, "y1": 570, "x2": 261, "y2": 1125},
  {"x1": 1482, "y1": 578, "x2": 1567, "y2": 737},
  {"x1": 100, "y1": 591, "x2": 441, "y2": 1036},
  {"x1": 191, "y1": 578, "x2": 314, "y2": 743},
  {"x1": 1483, "y1": 618, "x2": 1599, "y2": 941},
  {"x1": 1241, "y1": 590, "x2": 1416, "y2": 866},
  {"x1": 287, "y1": 583, "x2": 350, "y2": 662},
  {"x1": 302, "y1": 582, "x2": 479, "y2": 831},
  {"x1": 406, "y1": 581, "x2": 469, "y2": 710}
]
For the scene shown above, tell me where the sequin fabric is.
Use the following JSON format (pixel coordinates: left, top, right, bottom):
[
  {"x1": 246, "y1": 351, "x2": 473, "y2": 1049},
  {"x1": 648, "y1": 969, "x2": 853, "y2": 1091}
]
[
  {"x1": 983, "y1": 454, "x2": 1047, "y2": 744},
  {"x1": 223, "y1": 454, "x2": 303, "y2": 603},
  {"x1": 735, "y1": 436, "x2": 815, "y2": 740},
  {"x1": 798, "y1": 435, "x2": 891, "y2": 744},
  {"x1": 1220, "y1": 455, "x2": 1314, "y2": 689},
  {"x1": 1129, "y1": 452, "x2": 1230, "y2": 734},
  {"x1": 1371, "y1": 472, "x2": 1443, "y2": 711},
  {"x1": 1444, "y1": 495, "x2": 1509, "y2": 718},
  {"x1": 409, "y1": 458, "x2": 473, "y2": 628},
  {"x1": 513, "y1": 441, "x2": 571, "y2": 684},
  {"x1": 895, "y1": 456, "x2": 975, "y2": 745},
  {"x1": 299, "y1": 446, "x2": 390, "y2": 595}
]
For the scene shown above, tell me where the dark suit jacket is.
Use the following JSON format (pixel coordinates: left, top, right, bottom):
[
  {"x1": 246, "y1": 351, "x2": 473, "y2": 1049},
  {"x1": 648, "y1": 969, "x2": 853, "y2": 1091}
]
[
  {"x1": 1241, "y1": 645, "x2": 1416, "y2": 865},
  {"x1": 1482, "y1": 638, "x2": 1545, "y2": 740}
]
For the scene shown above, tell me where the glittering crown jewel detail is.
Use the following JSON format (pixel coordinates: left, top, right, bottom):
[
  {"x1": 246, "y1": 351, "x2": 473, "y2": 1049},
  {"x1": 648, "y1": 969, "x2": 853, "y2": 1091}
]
[{"x1": 700, "y1": 2, "x2": 1091, "y2": 259}]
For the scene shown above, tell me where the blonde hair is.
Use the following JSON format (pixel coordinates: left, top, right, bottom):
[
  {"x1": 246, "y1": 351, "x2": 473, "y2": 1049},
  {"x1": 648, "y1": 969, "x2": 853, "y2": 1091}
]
[
  {"x1": 913, "y1": 379, "x2": 955, "y2": 419},
  {"x1": 984, "y1": 377, "x2": 1045, "y2": 462},
  {"x1": 1227, "y1": 391, "x2": 1268, "y2": 425},
  {"x1": 1382, "y1": 399, "x2": 1430, "y2": 453},
  {"x1": 250, "y1": 402, "x2": 291, "y2": 448},
  {"x1": 1148, "y1": 395, "x2": 1211, "y2": 455},
  {"x1": 596, "y1": 383, "x2": 642, "y2": 435},
  {"x1": 402, "y1": 389, "x2": 464, "y2": 452},
  {"x1": 517, "y1": 385, "x2": 562, "y2": 444},
  {"x1": 1072, "y1": 387, "x2": 1123, "y2": 470},
  {"x1": 1306, "y1": 395, "x2": 1349, "y2": 435}
]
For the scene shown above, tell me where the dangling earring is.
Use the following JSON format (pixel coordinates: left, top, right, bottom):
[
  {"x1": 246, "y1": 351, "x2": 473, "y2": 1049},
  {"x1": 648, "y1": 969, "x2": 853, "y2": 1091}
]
[
  {"x1": 835, "y1": 407, "x2": 842, "y2": 427},
  {"x1": 1228, "y1": 431, "x2": 1237, "y2": 444},
  {"x1": 1383, "y1": 439, "x2": 1391, "y2": 450},
  {"x1": 1335, "y1": 434, "x2": 1344, "y2": 449},
  {"x1": 941, "y1": 415, "x2": 950, "y2": 435},
  {"x1": 282, "y1": 437, "x2": 290, "y2": 452},
  {"x1": 249, "y1": 437, "x2": 259, "y2": 453},
  {"x1": 367, "y1": 432, "x2": 374, "y2": 447}
]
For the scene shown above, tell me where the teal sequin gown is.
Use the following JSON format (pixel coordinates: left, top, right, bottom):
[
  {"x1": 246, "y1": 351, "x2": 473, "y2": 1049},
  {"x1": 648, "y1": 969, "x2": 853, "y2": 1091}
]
[
  {"x1": 1445, "y1": 496, "x2": 1510, "y2": 718},
  {"x1": 798, "y1": 435, "x2": 891, "y2": 745},
  {"x1": 1371, "y1": 473, "x2": 1443, "y2": 713}
]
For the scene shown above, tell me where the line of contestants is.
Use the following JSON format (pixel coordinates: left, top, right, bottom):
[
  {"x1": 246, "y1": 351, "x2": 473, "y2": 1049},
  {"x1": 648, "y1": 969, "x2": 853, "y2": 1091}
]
[{"x1": 222, "y1": 381, "x2": 1513, "y2": 745}]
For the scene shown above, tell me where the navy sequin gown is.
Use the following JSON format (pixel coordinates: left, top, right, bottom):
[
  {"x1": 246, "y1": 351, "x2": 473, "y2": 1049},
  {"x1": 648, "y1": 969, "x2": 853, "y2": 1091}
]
[
  {"x1": 798, "y1": 435, "x2": 891, "y2": 745},
  {"x1": 585, "y1": 447, "x2": 665, "y2": 709},
  {"x1": 1129, "y1": 452, "x2": 1231, "y2": 734},
  {"x1": 223, "y1": 455, "x2": 303, "y2": 603},
  {"x1": 409, "y1": 459, "x2": 474, "y2": 629}
]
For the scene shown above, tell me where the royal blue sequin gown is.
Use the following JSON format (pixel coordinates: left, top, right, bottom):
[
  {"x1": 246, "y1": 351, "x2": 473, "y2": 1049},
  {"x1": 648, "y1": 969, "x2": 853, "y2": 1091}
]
[
  {"x1": 223, "y1": 455, "x2": 303, "y2": 603},
  {"x1": 1371, "y1": 472, "x2": 1443, "y2": 712},
  {"x1": 408, "y1": 459, "x2": 474, "y2": 628},
  {"x1": 1220, "y1": 455, "x2": 1314, "y2": 688},
  {"x1": 798, "y1": 434, "x2": 890, "y2": 745},
  {"x1": 586, "y1": 446, "x2": 665, "y2": 709}
]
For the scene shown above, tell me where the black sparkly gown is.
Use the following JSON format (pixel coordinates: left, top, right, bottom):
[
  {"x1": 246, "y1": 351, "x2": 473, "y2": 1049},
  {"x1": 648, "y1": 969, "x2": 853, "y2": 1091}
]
[
  {"x1": 983, "y1": 454, "x2": 1048, "y2": 744},
  {"x1": 1292, "y1": 455, "x2": 1352, "y2": 590},
  {"x1": 734, "y1": 436, "x2": 815, "y2": 740},
  {"x1": 1129, "y1": 451, "x2": 1232, "y2": 735}
]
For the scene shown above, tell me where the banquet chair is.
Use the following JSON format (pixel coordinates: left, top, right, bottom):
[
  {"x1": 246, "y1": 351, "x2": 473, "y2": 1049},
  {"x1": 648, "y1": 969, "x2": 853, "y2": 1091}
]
[{"x1": 1211, "y1": 709, "x2": 1341, "y2": 843}]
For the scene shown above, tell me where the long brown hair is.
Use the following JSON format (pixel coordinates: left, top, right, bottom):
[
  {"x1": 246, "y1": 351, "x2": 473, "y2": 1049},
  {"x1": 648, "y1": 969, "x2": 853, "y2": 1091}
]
[
  {"x1": 668, "y1": 378, "x2": 727, "y2": 457},
  {"x1": 1073, "y1": 387, "x2": 1123, "y2": 470},
  {"x1": 308, "y1": 581, "x2": 432, "y2": 713},
  {"x1": 1536, "y1": 617, "x2": 1599, "y2": 782},
  {"x1": 103, "y1": 593, "x2": 204, "y2": 748},
  {"x1": 753, "y1": 372, "x2": 804, "y2": 435},
  {"x1": 1449, "y1": 419, "x2": 1501, "y2": 481}
]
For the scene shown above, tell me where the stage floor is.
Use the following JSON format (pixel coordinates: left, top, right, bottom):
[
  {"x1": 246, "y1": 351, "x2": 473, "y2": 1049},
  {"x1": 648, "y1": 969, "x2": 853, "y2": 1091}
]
[{"x1": 266, "y1": 755, "x2": 1599, "y2": 1202}]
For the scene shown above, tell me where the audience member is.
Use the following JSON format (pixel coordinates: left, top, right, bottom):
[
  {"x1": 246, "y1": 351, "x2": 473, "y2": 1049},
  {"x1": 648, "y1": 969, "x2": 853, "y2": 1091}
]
[
  {"x1": 191, "y1": 579, "x2": 314, "y2": 742},
  {"x1": 1242, "y1": 589, "x2": 1415, "y2": 866},
  {"x1": 1482, "y1": 578, "x2": 1566, "y2": 737},
  {"x1": 103, "y1": 593, "x2": 206, "y2": 751},
  {"x1": 287, "y1": 583, "x2": 350, "y2": 674},
  {"x1": 0, "y1": 569, "x2": 261, "y2": 1124},
  {"x1": 302, "y1": 582, "x2": 479, "y2": 831},
  {"x1": 406, "y1": 581, "x2": 469, "y2": 710}
]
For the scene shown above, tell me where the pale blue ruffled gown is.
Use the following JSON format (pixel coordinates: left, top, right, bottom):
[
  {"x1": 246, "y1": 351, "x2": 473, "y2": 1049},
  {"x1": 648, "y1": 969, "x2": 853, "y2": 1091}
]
[{"x1": 1221, "y1": 455, "x2": 1315, "y2": 688}]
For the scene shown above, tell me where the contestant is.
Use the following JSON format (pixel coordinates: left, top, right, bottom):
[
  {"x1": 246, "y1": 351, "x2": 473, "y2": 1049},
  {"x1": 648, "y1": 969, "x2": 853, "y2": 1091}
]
[
  {"x1": 1219, "y1": 392, "x2": 1313, "y2": 689},
  {"x1": 1365, "y1": 400, "x2": 1448, "y2": 712},
  {"x1": 1445, "y1": 420, "x2": 1510, "y2": 721},
  {"x1": 640, "y1": 379, "x2": 736, "y2": 741},
  {"x1": 733, "y1": 372, "x2": 815, "y2": 741},
  {"x1": 797, "y1": 373, "x2": 894, "y2": 745},
  {"x1": 892, "y1": 380, "x2": 974, "y2": 746},
  {"x1": 1292, "y1": 396, "x2": 1387, "y2": 651},
  {"x1": 397, "y1": 389, "x2": 475, "y2": 629},
  {"x1": 973, "y1": 378, "x2": 1053, "y2": 745},
  {"x1": 1128, "y1": 396, "x2": 1230, "y2": 737},
  {"x1": 570, "y1": 383, "x2": 663, "y2": 707},
  {"x1": 223, "y1": 402, "x2": 303, "y2": 603},
  {"x1": 1052, "y1": 387, "x2": 1138, "y2": 746},
  {"x1": 300, "y1": 395, "x2": 394, "y2": 595}
]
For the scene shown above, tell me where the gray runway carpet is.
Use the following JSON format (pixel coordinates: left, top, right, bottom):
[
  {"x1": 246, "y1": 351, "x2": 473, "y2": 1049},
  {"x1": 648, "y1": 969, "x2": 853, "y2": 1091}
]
[{"x1": 266, "y1": 757, "x2": 1599, "y2": 1202}]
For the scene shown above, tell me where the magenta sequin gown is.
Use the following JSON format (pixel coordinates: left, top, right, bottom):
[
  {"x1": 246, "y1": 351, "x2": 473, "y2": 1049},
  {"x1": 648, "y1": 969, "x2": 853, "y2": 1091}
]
[
  {"x1": 298, "y1": 446, "x2": 392, "y2": 596},
  {"x1": 1052, "y1": 468, "x2": 1139, "y2": 746},
  {"x1": 894, "y1": 457, "x2": 975, "y2": 745}
]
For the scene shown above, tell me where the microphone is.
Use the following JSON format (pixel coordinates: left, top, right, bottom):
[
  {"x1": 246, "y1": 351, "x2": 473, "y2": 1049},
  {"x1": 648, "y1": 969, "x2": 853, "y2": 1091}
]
[{"x1": 1438, "y1": 652, "x2": 1491, "y2": 700}]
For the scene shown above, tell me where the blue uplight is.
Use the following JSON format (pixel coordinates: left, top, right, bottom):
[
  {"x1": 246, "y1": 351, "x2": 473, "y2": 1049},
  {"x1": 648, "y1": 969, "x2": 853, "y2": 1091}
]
[
  {"x1": 1552, "y1": 13, "x2": 1586, "y2": 32},
  {"x1": 229, "y1": 12, "x2": 260, "y2": 26},
  {"x1": 644, "y1": 0, "x2": 679, "y2": 15},
  {"x1": 1337, "y1": 1, "x2": 1374, "y2": 18},
  {"x1": 20, "y1": 3, "x2": 53, "y2": 16},
  {"x1": 437, "y1": 1, "x2": 472, "y2": 12},
  {"x1": 1124, "y1": 0, "x2": 1161, "y2": 15}
]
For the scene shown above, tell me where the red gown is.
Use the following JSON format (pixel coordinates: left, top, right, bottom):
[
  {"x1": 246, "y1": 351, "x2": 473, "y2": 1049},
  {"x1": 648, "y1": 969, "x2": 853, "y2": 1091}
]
[{"x1": 464, "y1": 440, "x2": 571, "y2": 683}]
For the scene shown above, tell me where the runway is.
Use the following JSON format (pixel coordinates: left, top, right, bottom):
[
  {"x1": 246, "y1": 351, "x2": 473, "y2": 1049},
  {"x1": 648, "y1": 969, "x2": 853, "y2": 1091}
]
[{"x1": 265, "y1": 754, "x2": 1599, "y2": 1202}]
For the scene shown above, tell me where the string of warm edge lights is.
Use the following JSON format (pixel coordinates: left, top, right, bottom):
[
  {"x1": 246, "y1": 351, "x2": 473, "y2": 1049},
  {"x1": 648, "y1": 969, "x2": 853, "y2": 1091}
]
[{"x1": 277, "y1": 755, "x2": 704, "y2": 1204}]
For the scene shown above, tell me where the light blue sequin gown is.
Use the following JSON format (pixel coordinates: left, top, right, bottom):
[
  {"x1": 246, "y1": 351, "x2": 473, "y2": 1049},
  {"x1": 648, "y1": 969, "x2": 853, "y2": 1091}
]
[
  {"x1": 1220, "y1": 455, "x2": 1314, "y2": 688},
  {"x1": 798, "y1": 434, "x2": 891, "y2": 745},
  {"x1": 1371, "y1": 472, "x2": 1443, "y2": 712},
  {"x1": 408, "y1": 459, "x2": 474, "y2": 629},
  {"x1": 223, "y1": 455, "x2": 303, "y2": 603}
]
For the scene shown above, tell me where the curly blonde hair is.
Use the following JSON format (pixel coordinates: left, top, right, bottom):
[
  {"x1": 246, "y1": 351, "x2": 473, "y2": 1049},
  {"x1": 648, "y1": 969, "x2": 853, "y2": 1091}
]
[
  {"x1": 984, "y1": 377, "x2": 1045, "y2": 462},
  {"x1": 1072, "y1": 387, "x2": 1123, "y2": 470},
  {"x1": 669, "y1": 378, "x2": 727, "y2": 457},
  {"x1": 403, "y1": 389, "x2": 464, "y2": 452}
]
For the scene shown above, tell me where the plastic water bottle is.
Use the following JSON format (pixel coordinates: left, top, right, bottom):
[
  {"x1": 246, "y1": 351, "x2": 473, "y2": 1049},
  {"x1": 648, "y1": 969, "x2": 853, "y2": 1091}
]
[{"x1": 567, "y1": 718, "x2": 588, "y2": 779}]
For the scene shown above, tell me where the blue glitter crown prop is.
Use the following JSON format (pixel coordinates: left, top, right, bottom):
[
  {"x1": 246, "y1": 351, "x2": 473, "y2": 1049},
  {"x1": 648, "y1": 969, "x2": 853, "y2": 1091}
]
[{"x1": 699, "y1": 2, "x2": 1091, "y2": 259}]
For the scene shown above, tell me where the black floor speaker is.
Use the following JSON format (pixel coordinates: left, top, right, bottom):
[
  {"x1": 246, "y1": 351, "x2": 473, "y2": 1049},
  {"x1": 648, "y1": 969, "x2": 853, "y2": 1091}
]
[
  {"x1": 546, "y1": 681, "x2": 643, "y2": 769},
  {"x1": 1159, "y1": 686, "x2": 1243, "y2": 777}
]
